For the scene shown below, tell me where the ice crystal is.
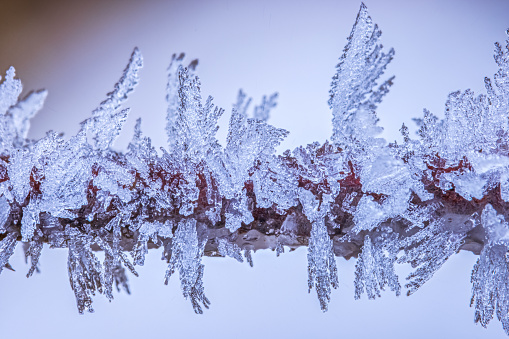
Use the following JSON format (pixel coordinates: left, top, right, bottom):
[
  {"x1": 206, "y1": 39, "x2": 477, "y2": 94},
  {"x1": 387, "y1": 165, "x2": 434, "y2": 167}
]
[
  {"x1": 329, "y1": 2, "x2": 392, "y2": 151},
  {"x1": 7, "y1": 89, "x2": 47, "y2": 148},
  {"x1": 0, "y1": 67, "x2": 22, "y2": 123},
  {"x1": 0, "y1": 233, "x2": 17, "y2": 274},
  {"x1": 244, "y1": 248, "x2": 254, "y2": 267},
  {"x1": 67, "y1": 229, "x2": 104, "y2": 314},
  {"x1": 38, "y1": 131, "x2": 90, "y2": 220},
  {"x1": 398, "y1": 219, "x2": 469, "y2": 296},
  {"x1": 24, "y1": 240, "x2": 43, "y2": 278},
  {"x1": 164, "y1": 219, "x2": 209, "y2": 313},
  {"x1": 471, "y1": 205, "x2": 509, "y2": 334},
  {"x1": 301, "y1": 189, "x2": 339, "y2": 311},
  {"x1": 217, "y1": 238, "x2": 243, "y2": 263},
  {"x1": 82, "y1": 48, "x2": 142, "y2": 151},
  {"x1": 221, "y1": 90, "x2": 289, "y2": 231},
  {"x1": 354, "y1": 231, "x2": 400, "y2": 300},
  {"x1": 164, "y1": 55, "x2": 224, "y2": 218},
  {"x1": 0, "y1": 196, "x2": 10, "y2": 233},
  {"x1": 253, "y1": 92, "x2": 278, "y2": 122}
]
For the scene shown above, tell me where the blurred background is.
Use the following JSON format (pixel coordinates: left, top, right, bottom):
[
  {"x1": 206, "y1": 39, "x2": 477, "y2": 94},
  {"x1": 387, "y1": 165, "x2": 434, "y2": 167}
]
[{"x1": 0, "y1": 0, "x2": 509, "y2": 338}]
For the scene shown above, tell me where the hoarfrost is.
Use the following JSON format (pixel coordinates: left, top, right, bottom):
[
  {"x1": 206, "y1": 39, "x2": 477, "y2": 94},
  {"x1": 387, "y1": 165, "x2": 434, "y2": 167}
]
[
  {"x1": 244, "y1": 248, "x2": 254, "y2": 267},
  {"x1": 0, "y1": 233, "x2": 17, "y2": 274},
  {"x1": 7, "y1": 90, "x2": 47, "y2": 148},
  {"x1": 25, "y1": 240, "x2": 43, "y2": 278},
  {"x1": 354, "y1": 232, "x2": 400, "y2": 299},
  {"x1": 398, "y1": 219, "x2": 468, "y2": 296},
  {"x1": 300, "y1": 189, "x2": 338, "y2": 311},
  {"x1": 0, "y1": 67, "x2": 22, "y2": 118},
  {"x1": 329, "y1": 2, "x2": 392, "y2": 151},
  {"x1": 81, "y1": 48, "x2": 142, "y2": 151},
  {"x1": 220, "y1": 89, "x2": 288, "y2": 231},
  {"x1": 253, "y1": 92, "x2": 278, "y2": 122},
  {"x1": 0, "y1": 196, "x2": 10, "y2": 233},
  {"x1": 67, "y1": 229, "x2": 104, "y2": 314},
  {"x1": 164, "y1": 219, "x2": 210, "y2": 314},
  {"x1": 471, "y1": 205, "x2": 509, "y2": 334},
  {"x1": 1, "y1": 4, "x2": 509, "y2": 334},
  {"x1": 217, "y1": 238, "x2": 243, "y2": 263}
]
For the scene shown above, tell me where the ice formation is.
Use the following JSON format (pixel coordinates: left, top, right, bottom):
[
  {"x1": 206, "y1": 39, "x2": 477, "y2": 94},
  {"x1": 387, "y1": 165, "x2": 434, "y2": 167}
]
[{"x1": 1, "y1": 2, "x2": 509, "y2": 334}]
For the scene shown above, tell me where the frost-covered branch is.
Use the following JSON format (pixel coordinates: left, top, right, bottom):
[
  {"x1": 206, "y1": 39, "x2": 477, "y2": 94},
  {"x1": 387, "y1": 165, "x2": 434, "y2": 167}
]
[{"x1": 1, "y1": 3, "x2": 509, "y2": 335}]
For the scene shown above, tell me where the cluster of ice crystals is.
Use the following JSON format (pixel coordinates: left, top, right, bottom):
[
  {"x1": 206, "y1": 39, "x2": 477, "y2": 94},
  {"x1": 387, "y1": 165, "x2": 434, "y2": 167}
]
[
  {"x1": 0, "y1": 50, "x2": 146, "y2": 312},
  {"x1": 0, "y1": 233, "x2": 17, "y2": 274},
  {"x1": 217, "y1": 238, "x2": 243, "y2": 263},
  {"x1": 164, "y1": 219, "x2": 209, "y2": 313},
  {"x1": 326, "y1": 2, "x2": 432, "y2": 235},
  {"x1": 354, "y1": 231, "x2": 400, "y2": 299},
  {"x1": 400, "y1": 202, "x2": 440, "y2": 230},
  {"x1": 67, "y1": 221, "x2": 139, "y2": 313},
  {"x1": 300, "y1": 189, "x2": 338, "y2": 311},
  {"x1": 412, "y1": 30, "x2": 509, "y2": 203},
  {"x1": 219, "y1": 90, "x2": 289, "y2": 231},
  {"x1": 82, "y1": 48, "x2": 142, "y2": 151},
  {"x1": 164, "y1": 54, "x2": 225, "y2": 218},
  {"x1": 67, "y1": 229, "x2": 104, "y2": 314},
  {"x1": 168, "y1": 67, "x2": 223, "y2": 165},
  {"x1": 471, "y1": 244, "x2": 509, "y2": 333},
  {"x1": 398, "y1": 219, "x2": 469, "y2": 296},
  {"x1": 252, "y1": 156, "x2": 298, "y2": 211},
  {"x1": 329, "y1": 2, "x2": 392, "y2": 152},
  {"x1": 126, "y1": 118, "x2": 157, "y2": 181},
  {"x1": 24, "y1": 240, "x2": 43, "y2": 278},
  {"x1": 36, "y1": 133, "x2": 87, "y2": 217},
  {"x1": 471, "y1": 205, "x2": 509, "y2": 334},
  {"x1": 7, "y1": 90, "x2": 47, "y2": 148}
]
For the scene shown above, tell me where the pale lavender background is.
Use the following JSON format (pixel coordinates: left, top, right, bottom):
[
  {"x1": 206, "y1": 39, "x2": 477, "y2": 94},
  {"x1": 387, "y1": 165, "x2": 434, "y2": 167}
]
[{"x1": 1, "y1": 0, "x2": 509, "y2": 338}]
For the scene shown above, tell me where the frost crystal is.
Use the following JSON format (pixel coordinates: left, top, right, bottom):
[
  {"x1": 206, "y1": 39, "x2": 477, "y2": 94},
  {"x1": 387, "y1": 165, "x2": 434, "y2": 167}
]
[
  {"x1": 217, "y1": 238, "x2": 243, "y2": 263},
  {"x1": 253, "y1": 92, "x2": 278, "y2": 122},
  {"x1": 307, "y1": 217, "x2": 338, "y2": 312},
  {"x1": 7, "y1": 90, "x2": 47, "y2": 148},
  {"x1": 0, "y1": 196, "x2": 10, "y2": 233},
  {"x1": 25, "y1": 240, "x2": 43, "y2": 278},
  {"x1": 329, "y1": 2, "x2": 392, "y2": 150},
  {"x1": 301, "y1": 190, "x2": 338, "y2": 311},
  {"x1": 220, "y1": 90, "x2": 289, "y2": 231},
  {"x1": 164, "y1": 219, "x2": 209, "y2": 313},
  {"x1": 0, "y1": 233, "x2": 17, "y2": 274},
  {"x1": 82, "y1": 48, "x2": 142, "y2": 151},
  {"x1": 354, "y1": 232, "x2": 400, "y2": 300},
  {"x1": 399, "y1": 219, "x2": 468, "y2": 296},
  {"x1": 67, "y1": 229, "x2": 104, "y2": 314},
  {"x1": 471, "y1": 205, "x2": 509, "y2": 334},
  {"x1": 0, "y1": 67, "x2": 22, "y2": 120}
]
